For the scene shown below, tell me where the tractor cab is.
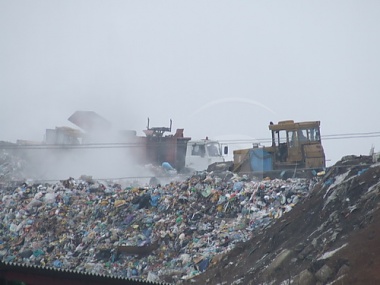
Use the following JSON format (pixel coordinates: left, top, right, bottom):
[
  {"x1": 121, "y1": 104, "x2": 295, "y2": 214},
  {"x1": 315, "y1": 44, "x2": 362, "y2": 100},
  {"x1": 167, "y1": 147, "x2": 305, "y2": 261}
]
[{"x1": 265, "y1": 120, "x2": 325, "y2": 170}]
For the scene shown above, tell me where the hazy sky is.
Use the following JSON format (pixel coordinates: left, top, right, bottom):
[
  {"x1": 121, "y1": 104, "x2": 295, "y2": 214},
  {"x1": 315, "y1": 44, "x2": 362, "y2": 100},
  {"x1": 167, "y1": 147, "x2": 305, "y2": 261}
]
[{"x1": 1, "y1": 1, "x2": 380, "y2": 166}]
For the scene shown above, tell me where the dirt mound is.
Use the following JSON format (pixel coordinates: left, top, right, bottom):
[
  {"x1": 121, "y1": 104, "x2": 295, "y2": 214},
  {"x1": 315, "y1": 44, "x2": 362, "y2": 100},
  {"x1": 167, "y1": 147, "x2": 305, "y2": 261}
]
[{"x1": 183, "y1": 155, "x2": 380, "y2": 285}]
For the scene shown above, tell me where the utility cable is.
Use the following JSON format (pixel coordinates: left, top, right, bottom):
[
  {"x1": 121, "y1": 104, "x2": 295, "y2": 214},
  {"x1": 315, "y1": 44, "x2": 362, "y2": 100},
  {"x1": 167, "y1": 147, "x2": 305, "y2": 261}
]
[{"x1": 1, "y1": 131, "x2": 380, "y2": 150}]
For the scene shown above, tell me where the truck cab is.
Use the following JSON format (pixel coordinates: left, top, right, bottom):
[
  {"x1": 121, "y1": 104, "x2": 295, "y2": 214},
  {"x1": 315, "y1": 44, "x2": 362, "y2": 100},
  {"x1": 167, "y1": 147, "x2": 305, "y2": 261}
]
[{"x1": 185, "y1": 138, "x2": 225, "y2": 171}]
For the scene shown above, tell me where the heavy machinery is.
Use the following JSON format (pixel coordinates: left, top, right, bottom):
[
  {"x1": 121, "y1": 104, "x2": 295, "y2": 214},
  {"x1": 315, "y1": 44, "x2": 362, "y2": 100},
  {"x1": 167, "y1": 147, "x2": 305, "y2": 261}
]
[
  {"x1": 233, "y1": 120, "x2": 326, "y2": 178},
  {"x1": 42, "y1": 112, "x2": 325, "y2": 178},
  {"x1": 136, "y1": 121, "x2": 228, "y2": 173}
]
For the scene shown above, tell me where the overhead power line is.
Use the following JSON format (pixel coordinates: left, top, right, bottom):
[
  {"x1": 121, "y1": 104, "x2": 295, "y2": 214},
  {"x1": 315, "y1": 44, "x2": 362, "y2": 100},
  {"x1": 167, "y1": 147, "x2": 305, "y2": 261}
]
[
  {"x1": 214, "y1": 132, "x2": 380, "y2": 145},
  {"x1": 0, "y1": 131, "x2": 380, "y2": 150},
  {"x1": 321, "y1": 132, "x2": 380, "y2": 140}
]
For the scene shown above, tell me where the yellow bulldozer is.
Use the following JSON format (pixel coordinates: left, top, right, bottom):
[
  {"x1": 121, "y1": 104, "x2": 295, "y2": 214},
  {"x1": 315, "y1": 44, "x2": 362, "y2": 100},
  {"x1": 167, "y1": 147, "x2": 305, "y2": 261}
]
[{"x1": 233, "y1": 120, "x2": 326, "y2": 178}]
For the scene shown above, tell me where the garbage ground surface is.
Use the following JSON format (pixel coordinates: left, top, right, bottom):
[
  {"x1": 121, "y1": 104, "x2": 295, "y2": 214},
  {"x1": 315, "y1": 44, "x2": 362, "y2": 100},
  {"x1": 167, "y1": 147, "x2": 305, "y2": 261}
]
[
  {"x1": 183, "y1": 155, "x2": 380, "y2": 285},
  {"x1": 1, "y1": 146, "x2": 380, "y2": 285}
]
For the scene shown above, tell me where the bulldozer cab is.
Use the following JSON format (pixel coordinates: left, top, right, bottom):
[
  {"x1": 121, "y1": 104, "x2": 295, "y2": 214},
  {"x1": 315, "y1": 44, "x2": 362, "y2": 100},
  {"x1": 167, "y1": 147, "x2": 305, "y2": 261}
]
[{"x1": 267, "y1": 120, "x2": 325, "y2": 170}]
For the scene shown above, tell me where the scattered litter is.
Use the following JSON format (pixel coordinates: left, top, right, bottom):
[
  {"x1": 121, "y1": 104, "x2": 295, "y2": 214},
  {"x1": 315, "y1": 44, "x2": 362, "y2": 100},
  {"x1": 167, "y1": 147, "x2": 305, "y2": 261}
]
[{"x1": 0, "y1": 149, "x2": 317, "y2": 282}]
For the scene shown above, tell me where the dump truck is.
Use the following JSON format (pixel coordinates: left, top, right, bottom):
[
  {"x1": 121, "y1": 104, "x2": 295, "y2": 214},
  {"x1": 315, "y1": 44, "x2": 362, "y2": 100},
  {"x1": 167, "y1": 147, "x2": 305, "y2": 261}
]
[
  {"x1": 44, "y1": 112, "x2": 226, "y2": 173},
  {"x1": 232, "y1": 120, "x2": 326, "y2": 178},
  {"x1": 136, "y1": 121, "x2": 227, "y2": 173}
]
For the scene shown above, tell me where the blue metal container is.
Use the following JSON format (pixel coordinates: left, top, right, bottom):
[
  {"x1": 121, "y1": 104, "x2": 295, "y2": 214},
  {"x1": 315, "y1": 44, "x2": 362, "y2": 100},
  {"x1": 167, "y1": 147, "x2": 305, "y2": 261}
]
[{"x1": 250, "y1": 148, "x2": 273, "y2": 172}]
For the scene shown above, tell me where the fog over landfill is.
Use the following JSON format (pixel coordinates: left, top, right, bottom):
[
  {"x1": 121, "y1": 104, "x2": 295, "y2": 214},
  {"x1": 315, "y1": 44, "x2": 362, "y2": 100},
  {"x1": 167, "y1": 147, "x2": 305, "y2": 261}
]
[{"x1": 1, "y1": 1, "x2": 380, "y2": 178}]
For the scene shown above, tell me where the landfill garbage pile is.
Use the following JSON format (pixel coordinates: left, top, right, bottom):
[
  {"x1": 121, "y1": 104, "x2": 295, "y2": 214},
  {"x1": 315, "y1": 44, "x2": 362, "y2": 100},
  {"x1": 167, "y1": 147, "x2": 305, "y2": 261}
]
[
  {"x1": 184, "y1": 155, "x2": 380, "y2": 285},
  {"x1": 0, "y1": 150, "x2": 317, "y2": 284}
]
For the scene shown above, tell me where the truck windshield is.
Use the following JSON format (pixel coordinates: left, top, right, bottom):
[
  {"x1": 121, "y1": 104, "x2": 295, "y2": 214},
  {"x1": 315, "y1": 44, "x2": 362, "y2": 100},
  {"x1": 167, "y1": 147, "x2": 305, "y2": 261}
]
[
  {"x1": 191, "y1": 144, "x2": 206, "y2": 156},
  {"x1": 206, "y1": 142, "x2": 221, "y2": 157}
]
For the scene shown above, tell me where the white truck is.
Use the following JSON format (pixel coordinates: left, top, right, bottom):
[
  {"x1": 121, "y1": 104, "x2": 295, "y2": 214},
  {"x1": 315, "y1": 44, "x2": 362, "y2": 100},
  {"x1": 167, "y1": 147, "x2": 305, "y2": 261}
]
[{"x1": 185, "y1": 138, "x2": 227, "y2": 171}]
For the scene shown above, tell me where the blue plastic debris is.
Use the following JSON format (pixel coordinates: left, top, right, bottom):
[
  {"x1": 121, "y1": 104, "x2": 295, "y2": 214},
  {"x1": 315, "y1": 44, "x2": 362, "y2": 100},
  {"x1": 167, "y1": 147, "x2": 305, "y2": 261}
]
[
  {"x1": 197, "y1": 258, "x2": 210, "y2": 272},
  {"x1": 324, "y1": 178, "x2": 334, "y2": 187},
  {"x1": 233, "y1": 181, "x2": 244, "y2": 191}
]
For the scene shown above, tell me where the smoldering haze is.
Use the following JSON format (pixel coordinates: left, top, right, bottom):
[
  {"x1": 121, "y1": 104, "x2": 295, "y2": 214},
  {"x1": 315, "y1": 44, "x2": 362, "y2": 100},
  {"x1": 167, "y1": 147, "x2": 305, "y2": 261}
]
[
  {"x1": 23, "y1": 148, "x2": 145, "y2": 180},
  {"x1": 20, "y1": 133, "x2": 155, "y2": 183}
]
